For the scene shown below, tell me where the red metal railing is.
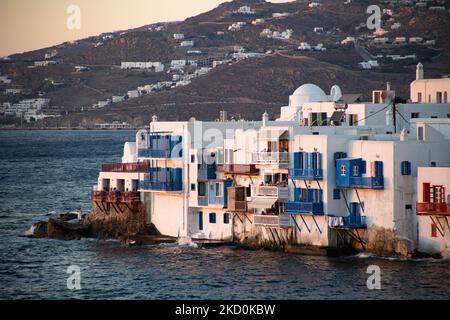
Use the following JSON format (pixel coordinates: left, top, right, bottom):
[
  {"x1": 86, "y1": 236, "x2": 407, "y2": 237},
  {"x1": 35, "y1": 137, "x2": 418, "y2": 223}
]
[
  {"x1": 91, "y1": 191, "x2": 140, "y2": 203},
  {"x1": 216, "y1": 164, "x2": 259, "y2": 175},
  {"x1": 416, "y1": 202, "x2": 450, "y2": 215},
  {"x1": 101, "y1": 162, "x2": 148, "y2": 173}
]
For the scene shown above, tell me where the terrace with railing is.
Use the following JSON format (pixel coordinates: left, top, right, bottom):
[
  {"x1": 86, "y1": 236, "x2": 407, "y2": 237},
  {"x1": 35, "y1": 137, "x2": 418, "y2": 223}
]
[
  {"x1": 101, "y1": 162, "x2": 148, "y2": 173},
  {"x1": 138, "y1": 134, "x2": 182, "y2": 159},
  {"x1": 288, "y1": 168, "x2": 323, "y2": 180},
  {"x1": 216, "y1": 164, "x2": 259, "y2": 175},
  {"x1": 253, "y1": 214, "x2": 291, "y2": 228},
  {"x1": 140, "y1": 167, "x2": 183, "y2": 192},
  {"x1": 328, "y1": 215, "x2": 367, "y2": 229},
  {"x1": 416, "y1": 202, "x2": 450, "y2": 215},
  {"x1": 252, "y1": 152, "x2": 289, "y2": 164},
  {"x1": 252, "y1": 185, "x2": 289, "y2": 200},
  {"x1": 285, "y1": 201, "x2": 324, "y2": 215},
  {"x1": 91, "y1": 191, "x2": 140, "y2": 203}
]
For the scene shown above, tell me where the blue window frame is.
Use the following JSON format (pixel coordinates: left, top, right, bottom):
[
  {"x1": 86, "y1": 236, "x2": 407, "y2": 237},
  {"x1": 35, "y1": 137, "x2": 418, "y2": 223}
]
[
  {"x1": 209, "y1": 212, "x2": 216, "y2": 224},
  {"x1": 401, "y1": 161, "x2": 411, "y2": 175},
  {"x1": 198, "y1": 212, "x2": 203, "y2": 230},
  {"x1": 223, "y1": 213, "x2": 230, "y2": 224},
  {"x1": 333, "y1": 189, "x2": 340, "y2": 200}
]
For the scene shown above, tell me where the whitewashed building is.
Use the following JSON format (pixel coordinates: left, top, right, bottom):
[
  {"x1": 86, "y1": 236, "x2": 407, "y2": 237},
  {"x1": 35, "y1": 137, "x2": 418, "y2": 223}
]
[{"x1": 92, "y1": 67, "x2": 450, "y2": 257}]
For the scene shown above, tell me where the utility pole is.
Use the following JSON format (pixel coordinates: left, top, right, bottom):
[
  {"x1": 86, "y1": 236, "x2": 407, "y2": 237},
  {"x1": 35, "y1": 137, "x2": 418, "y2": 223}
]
[{"x1": 392, "y1": 99, "x2": 397, "y2": 133}]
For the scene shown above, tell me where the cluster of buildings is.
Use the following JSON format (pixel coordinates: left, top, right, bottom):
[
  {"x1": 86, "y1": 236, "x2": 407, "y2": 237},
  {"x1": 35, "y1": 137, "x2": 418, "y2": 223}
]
[
  {"x1": 120, "y1": 61, "x2": 165, "y2": 72},
  {"x1": 233, "y1": 6, "x2": 256, "y2": 15},
  {"x1": 0, "y1": 74, "x2": 12, "y2": 84},
  {"x1": 228, "y1": 22, "x2": 247, "y2": 32},
  {"x1": 0, "y1": 98, "x2": 57, "y2": 122},
  {"x1": 298, "y1": 42, "x2": 327, "y2": 52},
  {"x1": 91, "y1": 63, "x2": 450, "y2": 258},
  {"x1": 260, "y1": 28, "x2": 293, "y2": 40}
]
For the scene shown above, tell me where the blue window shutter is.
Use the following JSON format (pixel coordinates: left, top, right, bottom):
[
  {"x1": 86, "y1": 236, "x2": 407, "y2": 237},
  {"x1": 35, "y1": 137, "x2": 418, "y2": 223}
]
[
  {"x1": 294, "y1": 188, "x2": 300, "y2": 201},
  {"x1": 307, "y1": 189, "x2": 313, "y2": 202},
  {"x1": 199, "y1": 212, "x2": 203, "y2": 230},
  {"x1": 375, "y1": 161, "x2": 383, "y2": 177},
  {"x1": 361, "y1": 160, "x2": 366, "y2": 174},
  {"x1": 309, "y1": 153, "x2": 315, "y2": 170},
  {"x1": 333, "y1": 189, "x2": 340, "y2": 200},
  {"x1": 303, "y1": 152, "x2": 308, "y2": 170},
  {"x1": 317, "y1": 153, "x2": 322, "y2": 170},
  {"x1": 294, "y1": 152, "x2": 300, "y2": 169}
]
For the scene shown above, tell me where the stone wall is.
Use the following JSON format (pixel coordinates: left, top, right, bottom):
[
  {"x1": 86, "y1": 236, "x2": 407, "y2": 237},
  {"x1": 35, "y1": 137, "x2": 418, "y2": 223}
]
[{"x1": 88, "y1": 201, "x2": 147, "y2": 240}]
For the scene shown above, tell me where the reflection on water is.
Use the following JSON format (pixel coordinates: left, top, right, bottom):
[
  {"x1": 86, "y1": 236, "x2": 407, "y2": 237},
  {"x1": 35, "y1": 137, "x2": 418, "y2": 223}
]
[{"x1": 0, "y1": 131, "x2": 449, "y2": 300}]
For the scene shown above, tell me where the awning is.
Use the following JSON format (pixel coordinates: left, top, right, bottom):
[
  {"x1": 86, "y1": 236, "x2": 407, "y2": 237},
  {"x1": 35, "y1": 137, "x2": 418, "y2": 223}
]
[{"x1": 247, "y1": 197, "x2": 277, "y2": 209}]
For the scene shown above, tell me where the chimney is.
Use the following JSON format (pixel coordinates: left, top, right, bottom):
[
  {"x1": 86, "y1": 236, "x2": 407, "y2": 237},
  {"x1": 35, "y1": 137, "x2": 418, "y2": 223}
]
[
  {"x1": 262, "y1": 111, "x2": 269, "y2": 127},
  {"x1": 152, "y1": 115, "x2": 158, "y2": 123},
  {"x1": 416, "y1": 62, "x2": 424, "y2": 80},
  {"x1": 219, "y1": 110, "x2": 228, "y2": 122}
]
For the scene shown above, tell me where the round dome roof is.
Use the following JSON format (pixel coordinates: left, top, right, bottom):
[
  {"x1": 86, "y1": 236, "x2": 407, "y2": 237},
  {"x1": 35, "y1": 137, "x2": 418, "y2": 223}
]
[{"x1": 292, "y1": 83, "x2": 328, "y2": 100}]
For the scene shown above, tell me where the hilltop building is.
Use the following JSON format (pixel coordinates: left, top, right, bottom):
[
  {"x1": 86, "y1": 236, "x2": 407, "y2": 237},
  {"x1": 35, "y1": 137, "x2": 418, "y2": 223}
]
[
  {"x1": 410, "y1": 63, "x2": 450, "y2": 103},
  {"x1": 91, "y1": 64, "x2": 450, "y2": 257}
]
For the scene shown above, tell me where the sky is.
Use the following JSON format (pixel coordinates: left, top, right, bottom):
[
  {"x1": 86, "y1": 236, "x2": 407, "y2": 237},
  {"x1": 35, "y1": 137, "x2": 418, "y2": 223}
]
[{"x1": 0, "y1": 0, "x2": 293, "y2": 57}]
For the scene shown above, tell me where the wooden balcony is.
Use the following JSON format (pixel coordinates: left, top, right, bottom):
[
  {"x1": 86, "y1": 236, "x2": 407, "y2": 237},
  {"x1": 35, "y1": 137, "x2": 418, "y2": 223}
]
[
  {"x1": 217, "y1": 164, "x2": 259, "y2": 175},
  {"x1": 416, "y1": 202, "x2": 450, "y2": 215},
  {"x1": 91, "y1": 191, "x2": 140, "y2": 203},
  {"x1": 227, "y1": 186, "x2": 249, "y2": 212}
]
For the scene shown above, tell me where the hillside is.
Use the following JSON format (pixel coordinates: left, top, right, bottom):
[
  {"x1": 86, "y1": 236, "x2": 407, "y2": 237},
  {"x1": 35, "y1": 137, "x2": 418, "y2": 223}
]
[{"x1": 1, "y1": 0, "x2": 449, "y2": 127}]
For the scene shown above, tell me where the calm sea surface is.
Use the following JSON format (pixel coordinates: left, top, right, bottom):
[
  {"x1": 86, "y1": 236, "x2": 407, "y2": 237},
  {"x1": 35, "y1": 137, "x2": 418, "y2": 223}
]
[{"x1": 0, "y1": 130, "x2": 449, "y2": 300}]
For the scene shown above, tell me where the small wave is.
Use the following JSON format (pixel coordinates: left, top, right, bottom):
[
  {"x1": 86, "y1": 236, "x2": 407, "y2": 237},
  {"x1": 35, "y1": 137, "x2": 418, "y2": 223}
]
[
  {"x1": 177, "y1": 236, "x2": 198, "y2": 248},
  {"x1": 24, "y1": 224, "x2": 36, "y2": 237}
]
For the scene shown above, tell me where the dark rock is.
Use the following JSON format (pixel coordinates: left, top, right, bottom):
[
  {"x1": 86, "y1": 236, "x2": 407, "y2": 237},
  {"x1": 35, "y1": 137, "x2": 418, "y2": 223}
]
[
  {"x1": 32, "y1": 221, "x2": 48, "y2": 238},
  {"x1": 59, "y1": 213, "x2": 78, "y2": 221},
  {"x1": 47, "y1": 218, "x2": 92, "y2": 241}
]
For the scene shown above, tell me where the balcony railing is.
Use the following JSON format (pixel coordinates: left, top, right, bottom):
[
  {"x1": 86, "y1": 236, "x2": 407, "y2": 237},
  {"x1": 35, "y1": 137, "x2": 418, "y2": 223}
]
[
  {"x1": 336, "y1": 176, "x2": 384, "y2": 189},
  {"x1": 216, "y1": 164, "x2": 259, "y2": 175},
  {"x1": 285, "y1": 201, "x2": 324, "y2": 215},
  {"x1": 101, "y1": 162, "x2": 148, "y2": 173},
  {"x1": 91, "y1": 191, "x2": 140, "y2": 203},
  {"x1": 198, "y1": 196, "x2": 208, "y2": 206},
  {"x1": 328, "y1": 215, "x2": 367, "y2": 229},
  {"x1": 228, "y1": 200, "x2": 248, "y2": 212},
  {"x1": 253, "y1": 214, "x2": 291, "y2": 228},
  {"x1": 252, "y1": 152, "x2": 289, "y2": 164},
  {"x1": 252, "y1": 185, "x2": 289, "y2": 199},
  {"x1": 138, "y1": 149, "x2": 179, "y2": 158},
  {"x1": 416, "y1": 202, "x2": 450, "y2": 215},
  {"x1": 140, "y1": 180, "x2": 183, "y2": 192},
  {"x1": 197, "y1": 195, "x2": 225, "y2": 207},
  {"x1": 288, "y1": 168, "x2": 323, "y2": 180}
]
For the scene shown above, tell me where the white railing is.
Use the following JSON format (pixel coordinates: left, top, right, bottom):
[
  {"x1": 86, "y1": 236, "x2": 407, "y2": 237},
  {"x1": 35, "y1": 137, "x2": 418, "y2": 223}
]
[
  {"x1": 252, "y1": 152, "x2": 289, "y2": 164},
  {"x1": 253, "y1": 214, "x2": 292, "y2": 228},
  {"x1": 252, "y1": 185, "x2": 289, "y2": 199},
  {"x1": 253, "y1": 215, "x2": 279, "y2": 227}
]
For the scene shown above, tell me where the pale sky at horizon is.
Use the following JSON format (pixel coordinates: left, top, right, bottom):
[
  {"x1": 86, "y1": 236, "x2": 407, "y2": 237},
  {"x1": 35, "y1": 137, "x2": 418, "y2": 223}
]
[{"x1": 0, "y1": 0, "x2": 292, "y2": 57}]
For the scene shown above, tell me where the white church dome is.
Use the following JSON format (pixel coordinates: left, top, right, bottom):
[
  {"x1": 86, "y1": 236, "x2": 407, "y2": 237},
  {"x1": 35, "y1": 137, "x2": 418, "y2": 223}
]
[{"x1": 289, "y1": 83, "x2": 329, "y2": 107}]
